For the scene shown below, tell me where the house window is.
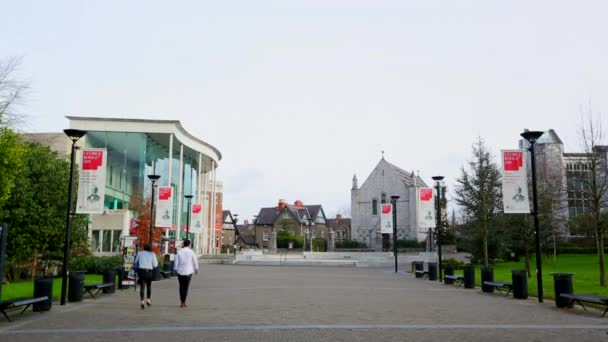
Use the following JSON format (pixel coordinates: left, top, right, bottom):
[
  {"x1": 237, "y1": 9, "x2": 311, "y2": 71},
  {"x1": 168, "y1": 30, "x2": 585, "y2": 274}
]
[
  {"x1": 283, "y1": 212, "x2": 290, "y2": 219},
  {"x1": 372, "y1": 199, "x2": 378, "y2": 215},
  {"x1": 263, "y1": 230, "x2": 269, "y2": 241}
]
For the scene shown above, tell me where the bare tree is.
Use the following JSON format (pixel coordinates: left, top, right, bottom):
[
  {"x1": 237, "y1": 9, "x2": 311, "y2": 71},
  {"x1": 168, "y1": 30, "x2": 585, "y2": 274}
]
[
  {"x1": 0, "y1": 56, "x2": 28, "y2": 129},
  {"x1": 577, "y1": 106, "x2": 608, "y2": 286}
]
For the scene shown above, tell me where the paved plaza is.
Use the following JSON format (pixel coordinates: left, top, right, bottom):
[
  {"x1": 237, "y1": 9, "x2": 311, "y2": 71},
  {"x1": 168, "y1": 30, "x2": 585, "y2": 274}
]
[{"x1": 1, "y1": 265, "x2": 607, "y2": 341}]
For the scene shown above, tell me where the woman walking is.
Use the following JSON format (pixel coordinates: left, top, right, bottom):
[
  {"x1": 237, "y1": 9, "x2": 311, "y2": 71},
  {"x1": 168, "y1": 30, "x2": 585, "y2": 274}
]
[{"x1": 134, "y1": 244, "x2": 158, "y2": 310}]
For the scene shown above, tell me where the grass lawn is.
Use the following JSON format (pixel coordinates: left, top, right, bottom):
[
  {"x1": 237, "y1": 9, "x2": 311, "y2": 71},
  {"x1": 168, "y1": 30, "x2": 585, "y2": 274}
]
[
  {"x1": 451, "y1": 254, "x2": 608, "y2": 299},
  {"x1": 1, "y1": 274, "x2": 103, "y2": 301}
]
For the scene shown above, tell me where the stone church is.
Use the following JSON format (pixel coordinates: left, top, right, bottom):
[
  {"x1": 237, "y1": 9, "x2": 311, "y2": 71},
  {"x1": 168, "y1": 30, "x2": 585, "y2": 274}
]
[{"x1": 351, "y1": 157, "x2": 429, "y2": 249}]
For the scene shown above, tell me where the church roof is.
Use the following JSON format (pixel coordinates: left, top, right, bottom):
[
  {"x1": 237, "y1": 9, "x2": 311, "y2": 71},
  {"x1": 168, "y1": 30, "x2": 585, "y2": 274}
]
[{"x1": 385, "y1": 161, "x2": 428, "y2": 187}]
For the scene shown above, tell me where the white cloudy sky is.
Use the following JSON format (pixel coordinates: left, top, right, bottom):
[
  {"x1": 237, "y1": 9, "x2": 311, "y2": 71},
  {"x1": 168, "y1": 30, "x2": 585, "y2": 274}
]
[{"x1": 2, "y1": 1, "x2": 607, "y2": 222}]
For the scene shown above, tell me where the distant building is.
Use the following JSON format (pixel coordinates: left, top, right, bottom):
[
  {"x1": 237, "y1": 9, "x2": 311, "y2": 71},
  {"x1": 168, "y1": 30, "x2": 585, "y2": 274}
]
[
  {"x1": 254, "y1": 199, "x2": 328, "y2": 249},
  {"x1": 351, "y1": 158, "x2": 429, "y2": 249},
  {"x1": 221, "y1": 210, "x2": 236, "y2": 247},
  {"x1": 326, "y1": 214, "x2": 351, "y2": 242}
]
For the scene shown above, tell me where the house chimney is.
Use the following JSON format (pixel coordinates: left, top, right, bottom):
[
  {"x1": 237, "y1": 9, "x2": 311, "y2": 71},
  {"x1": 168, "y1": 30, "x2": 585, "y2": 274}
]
[
  {"x1": 277, "y1": 199, "x2": 287, "y2": 211},
  {"x1": 336, "y1": 214, "x2": 342, "y2": 221},
  {"x1": 294, "y1": 200, "x2": 304, "y2": 207},
  {"x1": 244, "y1": 219, "x2": 249, "y2": 225}
]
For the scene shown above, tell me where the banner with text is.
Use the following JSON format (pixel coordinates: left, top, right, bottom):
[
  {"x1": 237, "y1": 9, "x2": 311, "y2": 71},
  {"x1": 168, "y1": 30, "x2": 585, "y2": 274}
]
[
  {"x1": 380, "y1": 204, "x2": 393, "y2": 234},
  {"x1": 155, "y1": 186, "x2": 174, "y2": 227},
  {"x1": 76, "y1": 149, "x2": 107, "y2": 214},
  {"x1": 502, "y1": 150, "x2": 531, "y2": 213},
  {"x1": 417, "y1": 188, "x2": 436, "y2": 228},
  {"x1": 190, "y1": 203, "x2": 203, "y2": 234}
]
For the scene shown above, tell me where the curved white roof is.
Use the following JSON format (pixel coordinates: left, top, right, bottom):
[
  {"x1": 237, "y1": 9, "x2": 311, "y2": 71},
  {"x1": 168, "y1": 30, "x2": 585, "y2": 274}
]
[{"x1": 66, "y1": 116, "x2": 222, "y2": 164}]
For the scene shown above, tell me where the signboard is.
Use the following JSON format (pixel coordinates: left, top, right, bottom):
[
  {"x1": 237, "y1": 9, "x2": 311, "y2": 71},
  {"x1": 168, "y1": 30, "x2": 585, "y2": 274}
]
[
  {"x1": 122, "y1": 236, "x2": 138, "y2": 286},
  {"x1": 380, "y1": 204, "x2": 393, "y2": 234},
  {"x1": 190, "y1": 203, "x2": 203, "y2": 233},
  {"x1": 155, "y1": 186, "x2": 173, "y2": 227},
  {"x1": 76, "y1": 149, "x2": 107, "y2": 214},
  {"x1": 502, "y1": 150, "x2": 531, "y2": 213},
  {"x1": 418, "y1": 188, "x2": 436, "y2": 228}
]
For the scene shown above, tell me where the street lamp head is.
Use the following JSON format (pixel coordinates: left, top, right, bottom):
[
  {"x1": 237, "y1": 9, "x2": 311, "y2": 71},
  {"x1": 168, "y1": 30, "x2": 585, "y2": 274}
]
[
  {"x1": 63, "y1": 129, "x2": 87, "y2": 142},
  {"x1": 390, "y1": 195, "x2": 400, "y2": 201},
  {"x1": 432, "y1": 176, "x2": 444, "y2": 182},
  {"x1": 520, "y1": 131, "x2": 544, "y2": 144},
  {"x1": 147, "y1": 174, "x2": 161, "y2": 182},
  {"x1": 185, "y1": 194, "x2": 193, "y2": 200}
]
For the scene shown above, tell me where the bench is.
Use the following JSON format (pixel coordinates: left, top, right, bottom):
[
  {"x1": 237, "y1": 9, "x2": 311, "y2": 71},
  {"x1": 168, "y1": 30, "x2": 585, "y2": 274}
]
[
  {"x1": 160, "y1": 269, "x2": 173, "y2": 278},
  {"x1": 84, "y1": 282, "x2": 114, "y2": 299},
  {"x1": 415, "y1": 270, "x2": 428, "y2": 279},
  {"x1": 483, "y1": 281, "x2": 513, "y2": 296},
  {"x1": 560, "y1": 293, "x2": 608, "y2": 317},
  {"x1": 0, "y1": 296, "x2": 48, "y2": 322},
  {"x1": 444, "y1": 275, "x2": 464, "y2": 286}
]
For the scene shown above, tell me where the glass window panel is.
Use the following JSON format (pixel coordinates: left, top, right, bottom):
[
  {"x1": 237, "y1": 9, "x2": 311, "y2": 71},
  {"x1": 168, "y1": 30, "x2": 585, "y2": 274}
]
[
  {"x1": 92, "y1": 230, "x2": 100, "y2": 252},
  {"x1": 372, "y1": 199, "x2": 378, "y2": 215},
  {"x1": 102, "y1": 230, "x2": 112, "y2": 252},
  {"x1": 112, "y1": 230, "x2": 122, "y2": 252}
]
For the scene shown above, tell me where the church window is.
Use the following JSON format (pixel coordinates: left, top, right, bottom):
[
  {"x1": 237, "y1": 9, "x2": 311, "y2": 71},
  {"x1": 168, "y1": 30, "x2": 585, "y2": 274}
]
[
  {"x1": 372, "y1": 198, "x2": 378, "y2": 215},
  {"x1": 381, "y1": 193, "x2": 387, "y2": 204}
]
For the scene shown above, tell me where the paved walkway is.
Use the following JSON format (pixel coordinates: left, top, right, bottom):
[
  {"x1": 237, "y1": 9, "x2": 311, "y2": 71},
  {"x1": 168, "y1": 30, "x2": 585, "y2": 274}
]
[{"x1": 1, "y1": 265, "x2": 607, "y2": 341}]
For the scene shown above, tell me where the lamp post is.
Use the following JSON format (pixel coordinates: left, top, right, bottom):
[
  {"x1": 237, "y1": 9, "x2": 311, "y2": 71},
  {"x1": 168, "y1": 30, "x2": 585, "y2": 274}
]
[
  {"x1": 521, "y1": 130, "x2": 545, "y2": 303},
  {"x1": 307, "y1": 217, "x2": 313, "y2": 251},
  {"x1": 185, "y1": 194, "x2": 193, "y2": 237},
  {"x1": 390, "y1": 196, "x2": 400, "y2": 273},
  {"x1": 60, "y1": 128, "x2": 87, "y2": 306},
  {"x1": 432, "y1": 176, "x2": 445, "y2": 281},
  {"x1": 147, "y1": 174, "x2": 161, "y2": 247}
]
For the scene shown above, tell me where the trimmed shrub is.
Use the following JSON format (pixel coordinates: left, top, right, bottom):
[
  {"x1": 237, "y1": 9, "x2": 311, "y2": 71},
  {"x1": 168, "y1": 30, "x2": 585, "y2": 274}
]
[
  {"x1": 70, "y1": 255, "x2": 123, "y2": 274},
  {"x1": 396, "y1": 240, "x2": 422, "y2": 248},
  {"x1": 277, "y1": 230, "x2": 304, "y2": 249},
  {"x1": 312, "y1": 238, "x2": 327, "y2": 252},
  {"x1": 335, "y1": 240, "x2": 368, "y2": 249},
  {"x1": 442, "y1": 258, "x2": 465, "y2": 270}
]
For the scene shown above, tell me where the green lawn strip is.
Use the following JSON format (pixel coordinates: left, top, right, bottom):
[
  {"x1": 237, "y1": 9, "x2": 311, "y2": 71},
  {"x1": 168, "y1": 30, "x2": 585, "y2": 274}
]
[
  {"x1": 448, "y1": 254, "x2": 608, "y2": 300},
  {"x1": 1, "y1": 274, "x2": 103, "y2": 301}
]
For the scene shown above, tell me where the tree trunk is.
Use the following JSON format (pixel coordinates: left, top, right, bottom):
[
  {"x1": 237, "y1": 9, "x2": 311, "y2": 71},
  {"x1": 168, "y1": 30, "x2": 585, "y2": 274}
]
[
  {"x1": 31, "y1": 249, "x2": 38, "y2": 278},
  {"x1": 483, "y1": 226, "x2": 488, "y2": 267},
  {"x1": 598, "y1": 230, "x2": 606, "y2": 287}
]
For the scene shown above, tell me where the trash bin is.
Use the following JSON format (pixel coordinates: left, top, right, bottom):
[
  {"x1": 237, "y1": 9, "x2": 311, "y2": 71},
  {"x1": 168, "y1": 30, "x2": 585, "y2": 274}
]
[
  {"x1": 162, "y1": 261, "x2": 173, "y2": 278},
  {"x1": 152, "y1": 266, "x2": 161, "y2": 281},
  {"x1": 481, "y1": 267, "x2": 494, "y2": 293},
  {"x1": 33, "y1": 276, "x2": 53, "y2": 311},
  {"x1": 68, "y1": 271, "x2": 85, "y2": 302},
  {"x1": 444, "y1": 264, "x2": 454, "y2": 284},
  {"x1": 511, "y1": 269, "x2": 528, "y2": 299},
  {"x1": 428, "y1": 262, "x2": 438, "y2": 281},
  {"x1": 463, "y1": 265, "x2": 475, "y2": 289},
  {"x1": 102, "y1": 269, "x2": 116, "y2": 293},
  {"x1": 115, "y1": 267, "x2": 125, "y2": 290},
  {"x1": 415, "y1": 261, "x2": 424, "y2": 278},
  {"x1": 552, "y1": 273, "x2": 575, "y2": 308}
]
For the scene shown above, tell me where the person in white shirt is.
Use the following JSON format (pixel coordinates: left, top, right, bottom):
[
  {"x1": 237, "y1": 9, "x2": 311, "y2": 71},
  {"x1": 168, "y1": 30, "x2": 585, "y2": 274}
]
[{"x1": 173, "y1": 239, "x2": 199, "y2": 308}]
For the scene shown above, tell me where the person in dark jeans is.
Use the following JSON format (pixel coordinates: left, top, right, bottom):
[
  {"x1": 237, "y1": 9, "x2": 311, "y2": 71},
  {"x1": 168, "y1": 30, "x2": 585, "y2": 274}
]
[
  {"x1": 134, "y1": 244, "x2": 158, "y2": 310},
  {"x1": 174, "y1": 239, "x2": 199, "y2": 308}
]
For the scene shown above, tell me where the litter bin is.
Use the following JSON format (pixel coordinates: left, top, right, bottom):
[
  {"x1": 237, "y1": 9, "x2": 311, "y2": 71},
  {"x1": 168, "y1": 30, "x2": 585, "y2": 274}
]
[
  {"x1": 552, "y1": 273, "x2": 575, "y2": 308},
  {"x1": 152, "y1": 266, "x2": 161, "y2": 281},
  {"x1": 481, "y1": 267, "x2": 494, "y2": 293},
  {"x1": 33, "y1": 276, "x2": 53, "y2": 311},
  {"x1": 415, "y1": 261, "x2": 424, "y2": 278},
  {"x1": 102, "y1": 269, "x2": 116, "y2": 293},
  {"x1": 428, "y1": 262, "x2": 438, "y2": 281},
  {"x1": 68, "y1": 271, "x2": 85, "y2": 302},
  {"x1": 511, "y1": 269, "x2": 528, "y2": 299},
  {"x1": 115, "y1": 267, "x2": 125, "y2": 290},
  {"x1": 444, "y1": 264, "x2": 454, "y2": 284},
  {"x1": 463, "y1": 265, "x2": 475, "y2": 289}
]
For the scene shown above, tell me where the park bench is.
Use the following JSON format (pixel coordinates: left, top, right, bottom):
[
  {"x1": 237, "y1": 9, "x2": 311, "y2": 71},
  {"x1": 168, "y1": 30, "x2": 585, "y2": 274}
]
[
  {"x1": 415, "y1": 270, "x2": 428, "y2": 279},
  {"x1": 560, "y1": 293, "x2": 608, "y2": 317},
  {"x1": 0, "y1": 296, "x2": 48, "y2": 322},
  {"x1": 84, "y1": 282, "x2": 114, "y2": 299},
  {"x1": 483, "y1": 281, "x2": 513, "y2": 296},
  {"x1": 444, "y1": 275, "x2": 464, "y2": 286},
  {"x1": 160, "y1": 269, "x2": 173, "y2": 278}
]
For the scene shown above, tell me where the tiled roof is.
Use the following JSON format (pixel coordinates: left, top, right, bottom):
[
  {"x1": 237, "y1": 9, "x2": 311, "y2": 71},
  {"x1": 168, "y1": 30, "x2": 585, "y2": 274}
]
[{"x1": 255, "y1": 207, "x2": 277, "y2": 225}]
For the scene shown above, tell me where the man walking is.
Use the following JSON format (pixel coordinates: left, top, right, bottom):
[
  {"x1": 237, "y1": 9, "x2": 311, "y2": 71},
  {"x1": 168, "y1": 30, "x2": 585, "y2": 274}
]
[{"x1": 174, "y1": 239, "x2": 199, "y2": 308}]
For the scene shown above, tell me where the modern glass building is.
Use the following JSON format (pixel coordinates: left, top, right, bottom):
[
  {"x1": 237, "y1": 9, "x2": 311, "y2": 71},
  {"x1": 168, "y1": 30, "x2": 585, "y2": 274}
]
[{"x1": 67, "y1": 116, "x2": 222, "y2": 256}]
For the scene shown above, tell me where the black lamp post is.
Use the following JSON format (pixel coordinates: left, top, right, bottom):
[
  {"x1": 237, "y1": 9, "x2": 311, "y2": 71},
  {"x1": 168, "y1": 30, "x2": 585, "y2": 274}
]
[
  {"x1": 432, "y1": 176, "x2": 445, "y2": 281},
  {"x1": 185, "y1": 194, "x2": 193, "y2": 237},
  {"x1": 307, "y1": 217, "x2": 313, "y2": 252},
  {"x1": 521, "y1": 130, "x2": 545, "y2": 303},
  {"x1": 147, "y1": 175, "x2": 161, "y2": 246},
  {"x1": 60, "y1": 128, "x2": 87, "y2": 306},
  {"x1": 391, "y1": 195, "x2": 400, "y2": 273}
]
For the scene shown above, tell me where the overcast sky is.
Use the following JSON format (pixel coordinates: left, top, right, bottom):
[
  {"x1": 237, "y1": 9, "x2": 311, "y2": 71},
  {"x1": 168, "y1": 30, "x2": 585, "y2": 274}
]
[{"x1": 2, "y1": 1, "x2": 607, "y2": 222}]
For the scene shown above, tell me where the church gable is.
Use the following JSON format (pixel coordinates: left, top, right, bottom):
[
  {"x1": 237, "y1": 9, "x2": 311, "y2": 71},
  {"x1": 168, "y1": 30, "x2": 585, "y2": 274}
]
[{"x1": 359, "y1": 159, "x2": 406, "y2": 193}]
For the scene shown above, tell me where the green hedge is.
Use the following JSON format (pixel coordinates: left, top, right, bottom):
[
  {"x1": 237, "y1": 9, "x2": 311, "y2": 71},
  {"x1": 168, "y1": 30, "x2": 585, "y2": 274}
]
[
  {"x1": 396, "y1": 240, "x2": 424, "y2": 248},
  {"x1": 312, "y1": 238, "x2": 327, "y2": 252},
  {"x1": 442, "y1": 258, "x2": 465, "y2": 270},
  {"x1": 556, "y1": 247, "x2": 607, "y2": 254},
  {"x1": 277, "y1": 230, "x2": 304, "y2": 249},
  {"x1": 335, "y1": 240, "x2": 368, "y2": 249},
  {"x1": 69, "y1": 255, "x2": 123, "y2": 274}
]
